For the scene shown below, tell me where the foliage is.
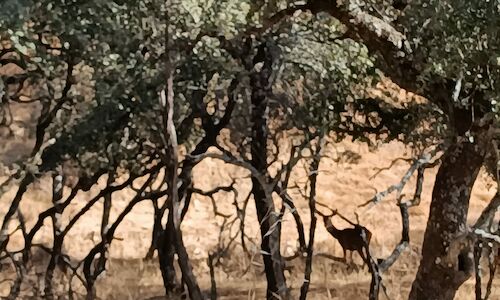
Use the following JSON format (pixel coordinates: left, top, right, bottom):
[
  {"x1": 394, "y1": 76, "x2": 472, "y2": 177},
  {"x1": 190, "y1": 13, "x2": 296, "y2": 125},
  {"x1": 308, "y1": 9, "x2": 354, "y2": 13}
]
[
  {"x1": 402, "y1": 0, "x2": 500, "y2": 114},
  {"x1": 1, "y1": 0, "x2": 500, "y2": 299}
]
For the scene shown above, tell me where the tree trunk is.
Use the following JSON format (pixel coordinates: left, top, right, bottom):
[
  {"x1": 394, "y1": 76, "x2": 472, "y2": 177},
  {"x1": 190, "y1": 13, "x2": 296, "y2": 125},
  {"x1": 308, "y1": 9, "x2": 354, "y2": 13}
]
[
  {"x1": 161, "y1": 57, "x2": 202, "y2": 298},
  {"x1": 250, "y1": 41, "x2": 289, "y2": 300},
  {"x1": 156, "y1": 80, "x2": 238, "y2": 288},
  {"x1": 409, "y1": 135, "x2": 487, "y2": 300},
  {"x1": 158, "y1": 220, "x2": 178, "y2": 293},
  {"x1": 299, "y1": 141, "x2": 321, "y2": 300},
  {"x1": 44, "y1": 173, "x2": 65, "y2": 300}
]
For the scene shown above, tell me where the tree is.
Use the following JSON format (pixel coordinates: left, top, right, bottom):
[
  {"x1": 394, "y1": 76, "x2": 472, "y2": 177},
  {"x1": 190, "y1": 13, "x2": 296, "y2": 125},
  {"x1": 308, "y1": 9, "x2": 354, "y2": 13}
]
[{"x1": 1, "y1": 0, "x2": 500, "y2": 299}]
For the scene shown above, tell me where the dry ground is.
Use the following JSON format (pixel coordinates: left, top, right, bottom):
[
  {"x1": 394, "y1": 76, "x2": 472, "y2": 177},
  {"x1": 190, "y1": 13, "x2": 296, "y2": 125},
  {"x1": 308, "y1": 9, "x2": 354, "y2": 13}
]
[{"x1": 1, "y1": 137, "x2": 499, "y2": 299}]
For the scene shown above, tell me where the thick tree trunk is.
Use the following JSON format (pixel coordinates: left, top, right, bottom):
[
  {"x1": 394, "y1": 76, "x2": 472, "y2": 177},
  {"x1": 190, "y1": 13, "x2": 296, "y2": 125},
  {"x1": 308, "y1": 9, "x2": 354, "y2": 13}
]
[
  {"x1": 250, "y1": 41, "x2": 289, "y2": 300},
  {"x1": 409, "y1": 136, "x2": 487, "y2": 300}
]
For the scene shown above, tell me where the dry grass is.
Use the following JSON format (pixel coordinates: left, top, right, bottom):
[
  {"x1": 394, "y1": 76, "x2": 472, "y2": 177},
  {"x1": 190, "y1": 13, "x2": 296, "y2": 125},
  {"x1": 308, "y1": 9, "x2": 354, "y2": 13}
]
[{"x1": 1, "y1": 137, "x2": 499, "y2": 299}]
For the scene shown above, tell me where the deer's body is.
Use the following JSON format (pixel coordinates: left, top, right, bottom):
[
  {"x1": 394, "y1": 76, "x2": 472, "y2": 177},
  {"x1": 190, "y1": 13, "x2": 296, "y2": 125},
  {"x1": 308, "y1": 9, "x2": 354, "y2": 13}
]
[{"x1": 323, "y1": 216, "x2": 372, "y2": 265}]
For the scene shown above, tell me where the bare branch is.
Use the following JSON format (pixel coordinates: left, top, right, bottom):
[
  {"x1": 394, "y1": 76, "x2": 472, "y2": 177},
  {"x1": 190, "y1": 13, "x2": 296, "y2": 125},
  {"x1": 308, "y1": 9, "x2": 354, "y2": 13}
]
[
  {"x1": 190, "y1": 179, "x2": 238, "y2": 218},
  {"x1": 472, "y1": 229, "x2": 500, "y2": 244},
  {"x1": 474, "y1": 193, "x2": 500, "y2": 231},
  {"x1": 81, "y1": 173, "x2": 161, "y2": 298},
  {"x1": 189, "y1": 152, "x2": 269, "y2": 193},
  {"x1": 378, "y1": 199, "x2": 410, "y2": 272},
  {"x1": 474, "y1": 139, "x2": 500, "y2": 230},
  {"x1": 359, "y1": 151, "x2": 438, "y2": 208},
  {"x1": 369, "y1": 157, "x2": 413, "y2": 180}
]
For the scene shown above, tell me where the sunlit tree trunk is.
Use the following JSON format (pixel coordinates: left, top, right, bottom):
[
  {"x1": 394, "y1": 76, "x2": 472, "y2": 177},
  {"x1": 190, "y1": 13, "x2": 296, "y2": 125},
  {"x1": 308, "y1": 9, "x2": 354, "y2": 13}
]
[{"x1": 409, "y1": 123, "x2": 488, "y2": 300}]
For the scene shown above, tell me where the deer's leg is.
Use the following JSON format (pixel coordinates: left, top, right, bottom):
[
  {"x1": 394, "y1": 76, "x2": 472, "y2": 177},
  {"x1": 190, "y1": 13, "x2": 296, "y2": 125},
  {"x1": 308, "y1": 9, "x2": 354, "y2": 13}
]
[
  {"x1": 344, "y1": 249, "x2": 352, "y2": 271},
  {"x1": 351, "y1": 250, "x2": 359, "y2": 271}
]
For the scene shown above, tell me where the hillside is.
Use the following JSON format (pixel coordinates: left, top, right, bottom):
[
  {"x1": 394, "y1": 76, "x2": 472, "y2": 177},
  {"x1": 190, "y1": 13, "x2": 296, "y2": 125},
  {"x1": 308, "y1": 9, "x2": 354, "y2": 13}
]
[{"x1": 1, "y1": 117, "x2": 498, "y2": 299}]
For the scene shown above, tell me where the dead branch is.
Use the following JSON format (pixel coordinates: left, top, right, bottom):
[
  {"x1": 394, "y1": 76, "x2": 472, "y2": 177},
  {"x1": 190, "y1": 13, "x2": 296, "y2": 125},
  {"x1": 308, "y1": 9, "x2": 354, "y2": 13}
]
[
  {"x1": 474, "y1": 193, "x2": 500, "y2": 231},
  {"x1": 359, "y1": 151, "x2": 439, "y2": 208},
  {"x1": 472, "y1": 229, "x2": 500, "y2": 244},
  {"x1": 204, "y1": 184, "x2": 243, "y2": 299},
  {"x1": 369, "y1": 157, "x2": 412, "y2": 180},
  {"x1": 378, "y1": 199, "x2": 410, "y2": 272},
  {"x1": 405, "y1": 165, "x2": 425, "y2": 207},
  {"x1": 189, "y1": 152, "x2": 269, "y2": 194},
  {"x1": 271, "y1": 137, "x2": 318, "y2": 254},
  {"x1": 190, "y1": 179, "x2": 238, "y2": 218}
]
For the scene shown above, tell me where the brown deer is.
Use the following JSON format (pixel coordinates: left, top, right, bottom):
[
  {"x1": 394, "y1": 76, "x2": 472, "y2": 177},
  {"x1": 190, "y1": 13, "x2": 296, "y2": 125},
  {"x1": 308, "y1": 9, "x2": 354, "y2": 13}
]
[{"x1": 323, "y1": 212, "x2": 372, "y2": 267}]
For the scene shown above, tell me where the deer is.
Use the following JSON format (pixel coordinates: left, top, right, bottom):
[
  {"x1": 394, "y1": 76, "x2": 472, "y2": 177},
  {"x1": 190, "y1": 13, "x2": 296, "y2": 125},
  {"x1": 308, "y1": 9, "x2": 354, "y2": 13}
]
[{"x1": 320, "y1": 208, "x2": 372, "y2": 268}]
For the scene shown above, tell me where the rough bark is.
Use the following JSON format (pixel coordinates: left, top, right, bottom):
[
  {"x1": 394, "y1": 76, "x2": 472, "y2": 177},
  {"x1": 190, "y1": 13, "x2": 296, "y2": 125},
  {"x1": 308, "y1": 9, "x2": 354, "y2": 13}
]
[
  {"x1": 409, "y1": 132, "x2": 488, "y2": 300},
  {"x1": 250, "y1": 40, "x2": 289, "y2": 300}
]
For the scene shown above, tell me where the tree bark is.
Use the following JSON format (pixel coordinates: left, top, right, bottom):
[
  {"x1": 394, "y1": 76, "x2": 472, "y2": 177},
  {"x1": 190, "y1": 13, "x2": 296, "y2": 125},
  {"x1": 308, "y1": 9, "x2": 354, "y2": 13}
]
[
  {"x1": 250, "y1": 41, "x2": 289, "y2": 300},
  {"x1": 409, "y1": 134, "x2": 487, "y2": 300},
  {"x1": 158, "y1": 219, "x2": 178, "y2": 293}
]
